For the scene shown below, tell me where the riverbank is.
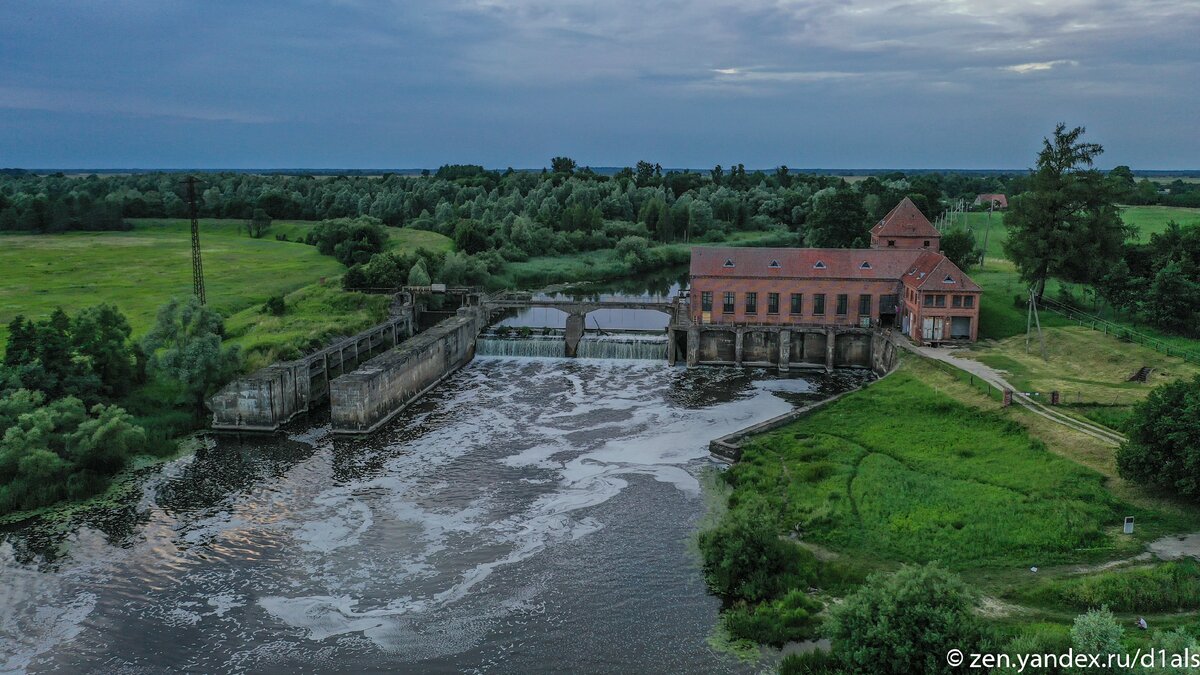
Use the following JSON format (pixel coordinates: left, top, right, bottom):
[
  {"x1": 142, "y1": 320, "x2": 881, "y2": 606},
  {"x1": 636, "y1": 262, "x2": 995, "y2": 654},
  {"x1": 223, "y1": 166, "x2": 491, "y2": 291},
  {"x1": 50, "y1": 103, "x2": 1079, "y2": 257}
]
[{"x1": 697, "y1": 354, "x2": 1200, "y2": 661}]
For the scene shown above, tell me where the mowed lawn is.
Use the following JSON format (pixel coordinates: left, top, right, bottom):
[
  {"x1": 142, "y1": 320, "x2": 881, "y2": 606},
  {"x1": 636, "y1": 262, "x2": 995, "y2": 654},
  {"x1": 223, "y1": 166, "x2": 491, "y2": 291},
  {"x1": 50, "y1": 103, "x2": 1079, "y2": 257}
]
[{"x1": 0, "y1": 220, "x2": 452, "y2": 348}]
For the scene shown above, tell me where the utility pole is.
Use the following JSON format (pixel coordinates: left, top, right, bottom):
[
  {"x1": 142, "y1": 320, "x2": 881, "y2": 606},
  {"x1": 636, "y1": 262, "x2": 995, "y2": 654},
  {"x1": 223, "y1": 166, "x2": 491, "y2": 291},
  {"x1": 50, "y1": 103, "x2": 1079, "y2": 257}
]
[
  {"x1": 183, "y1": 176, "x2": 207, "y2": 304},
  {"x1": 979, "y1": 198, "x2": 994, "y2": 270},
  {"x1": 1025, "y1": 287, "x2": 1047, "y2": 362}
]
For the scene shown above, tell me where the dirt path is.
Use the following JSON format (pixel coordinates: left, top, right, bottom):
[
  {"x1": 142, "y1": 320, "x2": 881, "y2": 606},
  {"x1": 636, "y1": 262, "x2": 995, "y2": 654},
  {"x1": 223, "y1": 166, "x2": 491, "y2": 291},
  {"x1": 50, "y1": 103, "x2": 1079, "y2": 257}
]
[{"x1": 895, "y1": 339, "x2": 1127, "y2": 446}]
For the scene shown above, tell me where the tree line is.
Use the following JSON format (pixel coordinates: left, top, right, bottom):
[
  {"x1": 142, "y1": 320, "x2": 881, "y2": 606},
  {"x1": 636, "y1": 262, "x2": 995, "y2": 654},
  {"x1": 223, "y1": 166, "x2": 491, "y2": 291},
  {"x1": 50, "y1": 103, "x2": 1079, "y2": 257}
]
[{"x1": 1, "y1": 298, "x2": 239, "y2": 514}]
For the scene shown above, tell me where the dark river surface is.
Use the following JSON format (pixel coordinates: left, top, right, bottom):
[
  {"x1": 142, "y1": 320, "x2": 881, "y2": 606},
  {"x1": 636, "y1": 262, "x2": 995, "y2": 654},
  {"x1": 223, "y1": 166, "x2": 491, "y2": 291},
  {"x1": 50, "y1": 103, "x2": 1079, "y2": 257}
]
[{"x1": 2, "y1": 271, "x2": 871, "y2": 673}]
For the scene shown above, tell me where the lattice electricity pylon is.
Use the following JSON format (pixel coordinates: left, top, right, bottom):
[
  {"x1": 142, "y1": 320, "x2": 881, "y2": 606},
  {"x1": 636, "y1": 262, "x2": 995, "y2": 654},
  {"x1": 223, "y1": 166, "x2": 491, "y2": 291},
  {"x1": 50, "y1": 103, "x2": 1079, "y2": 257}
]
[{"x1": 182, "y1": 176, "x2": 207, "y2": 304}]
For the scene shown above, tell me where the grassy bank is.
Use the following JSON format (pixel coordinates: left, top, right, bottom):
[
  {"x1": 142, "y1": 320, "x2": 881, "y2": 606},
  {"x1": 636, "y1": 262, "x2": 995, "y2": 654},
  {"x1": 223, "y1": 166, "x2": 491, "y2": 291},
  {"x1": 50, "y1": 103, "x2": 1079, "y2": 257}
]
[
  {"x1": 962, "y1": 326, "x2": 1200, "y2": 431},
  {"x1": 224, "y1": 282, "x2": 392, "y2": 371},
  {"x1": 701, "y1": 356, "x2": 1200, "y2": 648}
]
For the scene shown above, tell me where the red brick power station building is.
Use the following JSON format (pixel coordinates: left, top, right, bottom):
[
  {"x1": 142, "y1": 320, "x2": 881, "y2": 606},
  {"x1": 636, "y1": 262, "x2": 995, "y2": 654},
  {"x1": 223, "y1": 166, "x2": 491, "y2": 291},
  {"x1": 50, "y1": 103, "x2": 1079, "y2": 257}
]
[{"x1": 670, "y1": 198, "x2": 981, "y2": 370}]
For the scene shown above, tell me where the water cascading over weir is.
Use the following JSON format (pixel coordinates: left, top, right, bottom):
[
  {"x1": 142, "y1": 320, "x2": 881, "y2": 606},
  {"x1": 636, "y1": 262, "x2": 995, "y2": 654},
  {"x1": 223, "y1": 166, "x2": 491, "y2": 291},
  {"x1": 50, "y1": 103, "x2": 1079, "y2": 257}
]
[{"x1": 208, "y1": 289, "x2": 896, "y2": 436}]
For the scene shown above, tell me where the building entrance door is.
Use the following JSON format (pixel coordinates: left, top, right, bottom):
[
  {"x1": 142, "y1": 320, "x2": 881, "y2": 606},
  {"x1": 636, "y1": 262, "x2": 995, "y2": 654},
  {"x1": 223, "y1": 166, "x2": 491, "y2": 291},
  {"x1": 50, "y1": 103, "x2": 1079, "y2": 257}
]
[{"x1": 922, "y1": 317, "x2": 943, "y2": 341}]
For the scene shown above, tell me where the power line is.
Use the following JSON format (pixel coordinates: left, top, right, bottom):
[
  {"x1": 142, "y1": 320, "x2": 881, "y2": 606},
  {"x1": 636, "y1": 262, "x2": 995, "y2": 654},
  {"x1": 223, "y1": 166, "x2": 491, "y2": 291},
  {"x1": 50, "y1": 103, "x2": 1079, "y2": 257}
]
[{"x1": 183, "y1": 176, "x2": 207, "y2": 304}]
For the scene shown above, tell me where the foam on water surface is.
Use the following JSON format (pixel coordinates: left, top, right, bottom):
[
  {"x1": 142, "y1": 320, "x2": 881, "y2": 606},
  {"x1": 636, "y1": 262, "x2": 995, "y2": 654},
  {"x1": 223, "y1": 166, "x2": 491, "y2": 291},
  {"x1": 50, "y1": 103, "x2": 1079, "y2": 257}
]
[{"x1": 1, "y1": 357, "x2": 858, "y2": 673}]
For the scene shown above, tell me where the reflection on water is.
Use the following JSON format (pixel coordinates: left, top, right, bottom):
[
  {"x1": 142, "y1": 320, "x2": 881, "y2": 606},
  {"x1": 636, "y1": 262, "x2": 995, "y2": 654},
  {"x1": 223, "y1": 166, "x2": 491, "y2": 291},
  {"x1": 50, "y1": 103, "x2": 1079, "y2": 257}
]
[{"x1": 1, "y1": 357, "x2": 870, "y2": 673}]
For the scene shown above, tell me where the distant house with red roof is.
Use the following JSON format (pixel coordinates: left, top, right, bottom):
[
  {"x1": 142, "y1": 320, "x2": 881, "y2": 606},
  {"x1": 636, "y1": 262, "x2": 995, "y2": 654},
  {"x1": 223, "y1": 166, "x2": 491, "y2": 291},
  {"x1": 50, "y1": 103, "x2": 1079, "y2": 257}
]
[
  {"x1": 683, "y1": 199, "x2": 980, "y2": 356},
  {"x1": 973, "y1": 194, "x2": 1008, "y2": 209}
]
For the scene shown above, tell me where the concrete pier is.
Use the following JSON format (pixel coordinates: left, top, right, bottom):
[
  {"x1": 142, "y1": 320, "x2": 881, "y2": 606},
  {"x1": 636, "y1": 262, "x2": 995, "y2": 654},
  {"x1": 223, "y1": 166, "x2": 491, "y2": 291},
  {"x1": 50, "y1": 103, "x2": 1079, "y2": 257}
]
[
  {"x1": 330, "y1": 307, "x2": 485, "y2": 434},
  {"x1": 564, "y1": 312, "x2": 585, "y2": 358}
]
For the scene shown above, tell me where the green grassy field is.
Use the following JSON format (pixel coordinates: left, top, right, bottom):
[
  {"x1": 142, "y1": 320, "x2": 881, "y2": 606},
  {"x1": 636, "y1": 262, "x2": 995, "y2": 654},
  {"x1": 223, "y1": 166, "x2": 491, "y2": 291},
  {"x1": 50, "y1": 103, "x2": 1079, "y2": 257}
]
[
  {"x1": 708, "y1": 358, "x2": 1200, "y2": 642},
  {"x1": 0, "y1": 219, "x2": 452, "y2": 356}
]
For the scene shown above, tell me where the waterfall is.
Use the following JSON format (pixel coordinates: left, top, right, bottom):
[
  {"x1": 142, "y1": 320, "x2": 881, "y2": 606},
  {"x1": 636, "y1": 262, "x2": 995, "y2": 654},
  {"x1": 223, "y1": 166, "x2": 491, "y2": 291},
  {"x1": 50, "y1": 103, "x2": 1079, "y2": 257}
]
[
  {"x1": 476, "y1": 332, "x2": 667, "y2": 360},
  {"x1": 477, "y1": 334, "x2": 565, "y2": 358},
  {"x1": 577, "y1": 334, "x2": 667, "y2": 360}
]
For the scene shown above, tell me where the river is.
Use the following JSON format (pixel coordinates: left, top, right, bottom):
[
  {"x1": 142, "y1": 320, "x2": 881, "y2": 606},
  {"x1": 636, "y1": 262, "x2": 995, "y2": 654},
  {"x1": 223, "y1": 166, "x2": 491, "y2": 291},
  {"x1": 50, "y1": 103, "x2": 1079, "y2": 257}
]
[{"x1": 2, "y1": 273, "x2": 871, "y2": 673}]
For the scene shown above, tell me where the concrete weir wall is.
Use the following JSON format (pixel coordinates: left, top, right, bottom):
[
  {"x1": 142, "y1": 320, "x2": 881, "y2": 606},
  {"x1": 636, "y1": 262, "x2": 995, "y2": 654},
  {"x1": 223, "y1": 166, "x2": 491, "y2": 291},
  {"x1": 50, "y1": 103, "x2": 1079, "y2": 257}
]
[{"x1": 330, "y1": 307, "x2": 484, "y2": 434}]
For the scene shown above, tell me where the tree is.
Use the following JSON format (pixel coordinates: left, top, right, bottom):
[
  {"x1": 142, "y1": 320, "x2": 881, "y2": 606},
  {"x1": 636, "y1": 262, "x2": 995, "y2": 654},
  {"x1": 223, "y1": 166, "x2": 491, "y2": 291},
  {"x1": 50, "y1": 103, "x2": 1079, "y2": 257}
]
[
  {"x1": 141, "y1": 297, "x2": 241, "y2": 412},
  {"x1": 1003, "y1": 124, "x2": 1130, "y2": 300},
  {"x1": 804, "y1": 188, "x2": 868, "y2": 248},
  {"x1": 407, "y1": 259, "x2": 431, "y2": 286},
  {"x1": 1143, "y1": 261, "x2": 1200, "y2": 335},
  {"x1": 305, "y1": 216, "x2": 388, "y2": 266},
  {"x1": 247, "y1": 208, "x2": 272, "y2": 238},
  {"x1": 550, "y1": 156, "x2": 577, "y2": 175},
  {"x1": 453, "y1": 219, "x2": 489, "y2": 254},
  {"x1": 940, "y1": 228, "x2": 981, "y2": 271},
  {"x1": 1116, "y1": 375, "x2": 1200, "y2": 501},
  {"x1": 70, "y1": 304, "x2": 136, "y2": 399},
  {"x1": 827, "y1": 563, "x2": 984, "y2": 674},
  {"x1": 66, "y1": 403, "x2": 146, "y2": 474}
]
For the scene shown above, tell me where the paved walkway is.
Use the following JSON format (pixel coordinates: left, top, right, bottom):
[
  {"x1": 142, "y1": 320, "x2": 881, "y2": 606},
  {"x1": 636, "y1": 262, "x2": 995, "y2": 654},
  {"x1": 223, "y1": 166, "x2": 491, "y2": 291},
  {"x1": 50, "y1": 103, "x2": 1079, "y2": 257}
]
[{"x1": 895, "y1": 338, "x2": 1127, "y2": 447}]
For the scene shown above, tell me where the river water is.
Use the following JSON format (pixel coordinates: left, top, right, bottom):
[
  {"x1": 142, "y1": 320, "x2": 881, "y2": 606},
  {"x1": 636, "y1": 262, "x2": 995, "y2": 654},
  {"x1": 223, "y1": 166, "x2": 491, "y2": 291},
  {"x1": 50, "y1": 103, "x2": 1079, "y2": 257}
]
[{"x1": 2, "y1": 327, "x2": 869, "y2": 673}]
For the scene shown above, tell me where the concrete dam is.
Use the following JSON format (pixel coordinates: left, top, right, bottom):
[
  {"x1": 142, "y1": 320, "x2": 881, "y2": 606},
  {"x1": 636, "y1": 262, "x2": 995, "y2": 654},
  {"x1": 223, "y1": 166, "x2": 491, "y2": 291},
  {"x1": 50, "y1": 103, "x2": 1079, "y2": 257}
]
[{"x1": 209, "y1": 290, "x2": 895, "y2": 435}]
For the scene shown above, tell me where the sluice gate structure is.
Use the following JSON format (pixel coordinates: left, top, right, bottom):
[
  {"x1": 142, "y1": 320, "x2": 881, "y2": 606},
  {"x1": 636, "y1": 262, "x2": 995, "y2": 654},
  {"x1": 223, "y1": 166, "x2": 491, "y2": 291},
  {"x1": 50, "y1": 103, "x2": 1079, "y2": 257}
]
[{"x1": 209, "y1": 288, "x2": 899, "y2": 436}]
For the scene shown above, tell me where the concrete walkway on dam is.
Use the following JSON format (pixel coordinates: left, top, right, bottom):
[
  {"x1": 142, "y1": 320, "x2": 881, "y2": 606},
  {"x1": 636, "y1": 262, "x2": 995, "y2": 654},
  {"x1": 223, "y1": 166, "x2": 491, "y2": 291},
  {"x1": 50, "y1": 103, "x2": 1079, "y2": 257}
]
[{"x1": 896, "y1": 339, "x2": 1126, "y2": 447}]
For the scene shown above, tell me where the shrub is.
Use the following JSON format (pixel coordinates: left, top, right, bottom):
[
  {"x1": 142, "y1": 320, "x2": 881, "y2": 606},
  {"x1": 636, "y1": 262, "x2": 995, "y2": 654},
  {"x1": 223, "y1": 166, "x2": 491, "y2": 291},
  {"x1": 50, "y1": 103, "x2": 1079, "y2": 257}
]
[
  {"x1": 262, "y1": 295, "x2": 286, "y2": 316},
  {"x1": 698, "y1": 498, "x2": 819, "y2": 604},
  {"x1": 721, "y1": 589, "x2": 822, "y2": 645},
  {"x1": 1070, "y1": 606, "x2": 1123, "y2": 656}
]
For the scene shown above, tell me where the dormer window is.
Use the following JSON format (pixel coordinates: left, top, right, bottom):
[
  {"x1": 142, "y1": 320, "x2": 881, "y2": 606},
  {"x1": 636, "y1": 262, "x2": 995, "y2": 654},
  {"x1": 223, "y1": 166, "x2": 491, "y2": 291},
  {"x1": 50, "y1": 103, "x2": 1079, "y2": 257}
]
[
  {"x1": 887, "y1": 240, "x2": 896, "y2": 247},
  {"x1": 944, "y1": 274, "x2": 955, "y2": 284},
  {"x1": 723, "y1": 259, "x2": 735, "y2": 268},
  {"x1": 923, "y1": 240, "x2": 931, "y2": 247},
  {"x1": 814, "y1": 260, "x2": 826, "y2": 269},
  {"x1": 860, "y1": 261, "x2": 872, "y2": 270},
  {"x1": 768, "y1": 260, "x2": 781, "y2": 268}
]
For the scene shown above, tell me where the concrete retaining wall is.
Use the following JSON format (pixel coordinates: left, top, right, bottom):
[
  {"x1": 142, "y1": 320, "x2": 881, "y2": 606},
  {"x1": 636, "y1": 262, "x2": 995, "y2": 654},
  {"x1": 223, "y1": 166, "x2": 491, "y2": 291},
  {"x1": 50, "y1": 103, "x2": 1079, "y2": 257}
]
[
  {"x1": 329, "y1": 307, "x2": 484, "y2": 434},
  {"x1": 709, "y1": 332, "x2": 902, "y2": 461},
  {"x1": 207, "y1": 361, "x2": 311, "y2": 432},
  {"x1": 209, "y1": 304, "x2": 414, "y2": 432}
]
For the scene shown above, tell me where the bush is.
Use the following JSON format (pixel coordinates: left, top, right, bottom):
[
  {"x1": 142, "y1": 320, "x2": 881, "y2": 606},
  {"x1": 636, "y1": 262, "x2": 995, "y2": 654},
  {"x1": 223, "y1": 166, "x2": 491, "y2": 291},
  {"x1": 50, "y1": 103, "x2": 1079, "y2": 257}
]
[
  {"x1": 262, "y1": 295, "x2": 286, "y2": 316},
  {"x1": 698, "y1": 499, "x2": 819, "y2": 604},
  {"x1": 1070, "y1": 606, "x2": 1123, "y2": 656},
  {"x1": 827, "y1": 563, "x2": 985, "y2": 675},
  {"x1": 721, "y1": 589, "x2": 822, "y2": 645}
]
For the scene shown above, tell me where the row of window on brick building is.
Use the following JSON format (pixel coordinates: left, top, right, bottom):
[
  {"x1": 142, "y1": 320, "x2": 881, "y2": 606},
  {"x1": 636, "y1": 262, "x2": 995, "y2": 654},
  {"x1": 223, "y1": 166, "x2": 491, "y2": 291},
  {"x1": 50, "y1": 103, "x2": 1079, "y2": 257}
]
[{"x1": 700, "y1": 290, "x2": 974, "y2": 316}]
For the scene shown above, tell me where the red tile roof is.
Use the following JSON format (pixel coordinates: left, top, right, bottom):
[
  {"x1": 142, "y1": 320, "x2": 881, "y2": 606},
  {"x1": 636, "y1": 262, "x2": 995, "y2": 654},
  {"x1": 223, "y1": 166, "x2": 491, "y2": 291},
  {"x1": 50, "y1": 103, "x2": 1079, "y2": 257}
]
[
  {"x1": 691, "y1": 246, "x2": 981, "y2": 292},
  {"x1": 901, "y1": 250, "x2": 982, "y2": 292},
  {"x1": 691, "y1": 246, "x2": 925, "y2": 280},
  {"x1": 973, "y1": 193, "x2": 1008, "y2": 208},
  {"x1": 870, "y1": 197, "x2": 940, "y2": 239}
]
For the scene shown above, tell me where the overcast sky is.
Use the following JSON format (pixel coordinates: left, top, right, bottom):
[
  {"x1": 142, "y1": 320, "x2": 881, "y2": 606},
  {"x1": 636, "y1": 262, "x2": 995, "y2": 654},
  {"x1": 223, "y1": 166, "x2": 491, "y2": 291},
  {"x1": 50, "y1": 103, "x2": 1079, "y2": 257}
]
[{"x1": 1, "y1": 0, "x2": 1197, "y2": 169}]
